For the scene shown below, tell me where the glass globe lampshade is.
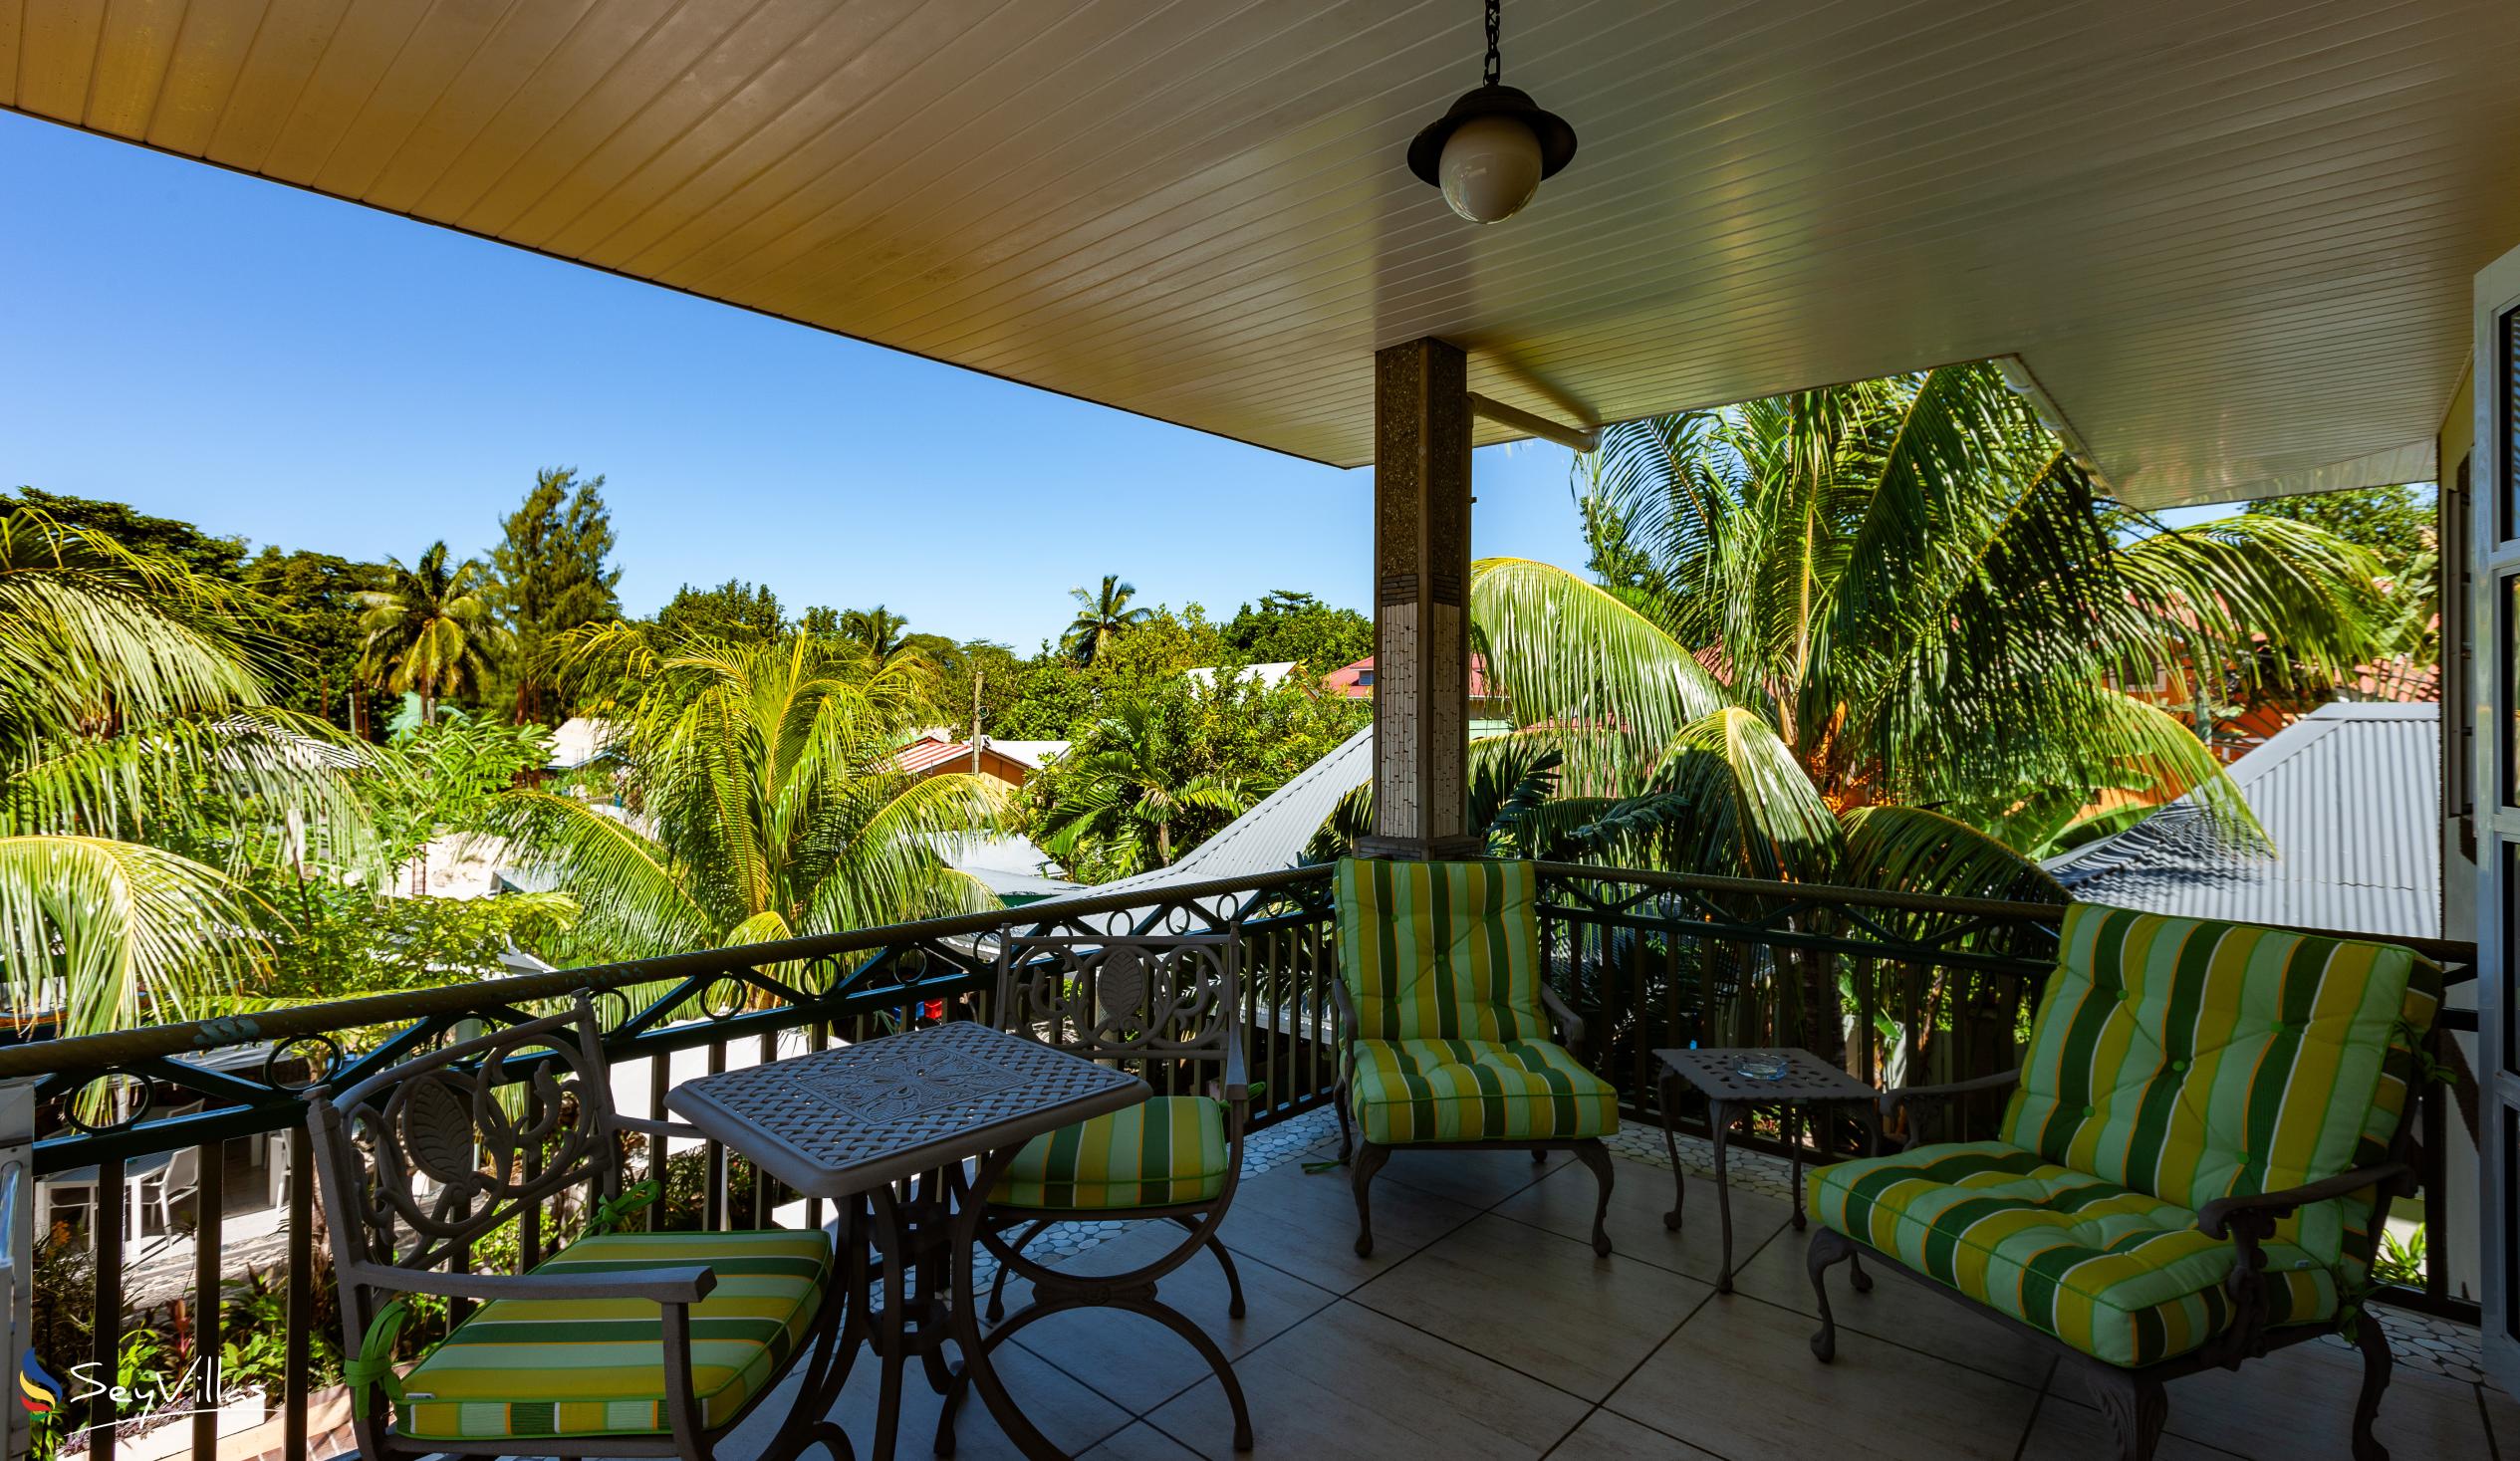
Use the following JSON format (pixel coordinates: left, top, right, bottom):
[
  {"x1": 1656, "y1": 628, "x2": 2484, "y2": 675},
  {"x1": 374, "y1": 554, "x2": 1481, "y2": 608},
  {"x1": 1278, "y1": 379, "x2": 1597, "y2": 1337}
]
[{"x1": 1438, "y1": 114, "x2": 1546, "y2": 224}]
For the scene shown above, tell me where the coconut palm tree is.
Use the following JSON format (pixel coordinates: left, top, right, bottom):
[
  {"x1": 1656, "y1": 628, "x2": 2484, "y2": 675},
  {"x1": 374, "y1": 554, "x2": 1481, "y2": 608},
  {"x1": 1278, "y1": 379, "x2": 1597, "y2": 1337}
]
[
  {"x1": 1471, "y1": 362, "x2": 2383, "y2": 888},
  {"x1": 0, "y1": 509, "x2": 375, "y2": 1040},
  {"x1": 1061, "y1": 575, "x2": 1155, "y2": 665},
  {"x1": 1038, "y1": 699, "x2": 1253, "y2": 876},
  {"x1": 490, "y1": 627, "x2": 1009, "y2": 964},
  {"x1": 359, "y1": 542, "x2": 501, "y2": 723},
  {"x1": 838, "y1": 605, "x2": 911, "y2": 662}
]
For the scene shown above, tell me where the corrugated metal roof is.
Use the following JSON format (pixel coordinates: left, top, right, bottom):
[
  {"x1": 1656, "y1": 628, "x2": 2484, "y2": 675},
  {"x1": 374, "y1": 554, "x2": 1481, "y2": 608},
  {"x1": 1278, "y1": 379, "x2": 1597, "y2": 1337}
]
[
  {"x1": 2044, "y1": 703, "x2": 2439, "y2": 939},
  {"x1": 10, "y1": 3, "x2": 2516, "y2": 506},
  {"x1": 1028, "y1": 724, "x2": 1373, "y2": 930}
]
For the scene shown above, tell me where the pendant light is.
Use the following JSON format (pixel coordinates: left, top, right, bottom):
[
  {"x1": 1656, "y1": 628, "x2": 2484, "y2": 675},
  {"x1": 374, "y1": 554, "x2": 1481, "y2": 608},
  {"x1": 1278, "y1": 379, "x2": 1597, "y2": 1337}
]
[{"x1": 1406, "y1": 0, "x2": 1578, "y2": 224}]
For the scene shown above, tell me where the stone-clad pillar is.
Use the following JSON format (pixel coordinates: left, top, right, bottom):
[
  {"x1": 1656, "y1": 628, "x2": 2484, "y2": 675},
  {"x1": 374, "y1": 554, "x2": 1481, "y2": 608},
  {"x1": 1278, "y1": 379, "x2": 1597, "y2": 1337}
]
[{"x1": 1361, "y1": 337, "x2": 1479, "y2": 860}]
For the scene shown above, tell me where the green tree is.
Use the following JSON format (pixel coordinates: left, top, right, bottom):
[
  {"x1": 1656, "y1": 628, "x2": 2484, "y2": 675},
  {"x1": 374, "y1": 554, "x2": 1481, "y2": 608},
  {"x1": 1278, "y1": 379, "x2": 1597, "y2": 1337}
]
[
  {"x1": 358, "y1": 542, "x2": 502, "y2": 724},
  {"x1": 243, "y1": 546, "x2": 394, "y2": 736},
  {"x1": 1478, "y1": 363, "x2": 2383, "y2": 883},
  {"x1": 1061, "y1": 575, "x2": 1155, "y2": 664},
  {"x1": 2246, "y1": 483, "x2": 2437, "y2": 669},
  {"x1": 838, "y1": 605, "x2": 911, "y2": 662},
  {"x1": 656, "y1": 578, "x2": 784, "y2": 644},
  {"x1": 489, "y1": 468, "x2": 621, "y2": 724},
  {"x1": 2242, "y1": 484, "x2": 2434, "y2": 569},
  {"x1": 0, "y1": 509, "x2": 374, "y2": 1040},
  {"x1": 490, "y1": 627, "x2": 1009, "y2": 959},
  {"x1": 1037, "y1": 699, "x2": 1254, "y2": 874},
  {"x1": 2, "y1": 487, "x2": 247, "y2": 579},
  {"x1": 1222, "y1": 590, "x2": 1372, "y2": 674}
]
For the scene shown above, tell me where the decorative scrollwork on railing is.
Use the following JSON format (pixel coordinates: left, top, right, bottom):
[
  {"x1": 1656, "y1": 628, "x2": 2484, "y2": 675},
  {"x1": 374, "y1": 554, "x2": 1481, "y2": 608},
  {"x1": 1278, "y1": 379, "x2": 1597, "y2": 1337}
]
[
  {"x1": 344, "y1": 1023, "x2": 608, "y2": 1269},
  {"x1": 999, "y1": 937, "x2": 1236, "y2": 1064}
]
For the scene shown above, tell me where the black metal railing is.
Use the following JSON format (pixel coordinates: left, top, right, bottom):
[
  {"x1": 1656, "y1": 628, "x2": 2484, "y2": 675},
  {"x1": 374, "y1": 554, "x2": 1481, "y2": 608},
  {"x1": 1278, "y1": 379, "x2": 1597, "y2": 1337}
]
[
  {"x1": 0, "y1": 867, "x2": 1332, "y2": 1460},
  {"x1": 0, "y1": 862, "x2": 2481, "y2": 1458}
]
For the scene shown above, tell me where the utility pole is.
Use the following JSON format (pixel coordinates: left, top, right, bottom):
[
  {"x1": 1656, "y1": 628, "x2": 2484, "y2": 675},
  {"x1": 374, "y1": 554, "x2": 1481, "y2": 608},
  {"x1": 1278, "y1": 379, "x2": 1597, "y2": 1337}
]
[{"x1": 970, "y1": 670, "x2": 984, "y2": 773}]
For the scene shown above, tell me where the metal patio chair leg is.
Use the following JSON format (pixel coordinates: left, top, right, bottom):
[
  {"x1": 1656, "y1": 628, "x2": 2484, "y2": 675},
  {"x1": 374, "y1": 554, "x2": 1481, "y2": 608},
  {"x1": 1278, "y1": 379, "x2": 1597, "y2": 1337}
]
[
  {"x1": 2071, "y1": 1352, "x2": 2167, "y2": 1461},
  {"x1": 2350, "y1": 1310, "x2": 2394, "y2": 1461},
  {"x1": 1806, "y1": 1226, "x2": 1858, "y2": 1362},
  {"x1": 1570, "y1": 1138, "x2": 1616, "y2": 1257},
  {"x1": 1176, "y1": 1216, "x2": 1247, "y2": 1319},
  {"x1": 1350, "y1": 1142, "x2": 1390, "y2": 1257}
]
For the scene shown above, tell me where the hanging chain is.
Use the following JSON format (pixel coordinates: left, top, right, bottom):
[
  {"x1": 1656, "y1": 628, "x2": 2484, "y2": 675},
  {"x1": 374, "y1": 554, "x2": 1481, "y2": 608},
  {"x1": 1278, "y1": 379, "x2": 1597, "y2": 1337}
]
[{"x1": 1483, "y1": 0, "x2": 1502, "y2": 86}]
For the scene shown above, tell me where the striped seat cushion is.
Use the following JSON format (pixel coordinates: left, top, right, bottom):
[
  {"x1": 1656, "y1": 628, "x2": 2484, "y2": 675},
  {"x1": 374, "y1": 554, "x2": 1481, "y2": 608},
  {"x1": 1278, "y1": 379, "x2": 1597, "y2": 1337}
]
[
  {"x1": 396, "y1": 1228, "x2": 832, "y2": 1442},
  {"x1": 989, "y1": 1096, "x2": 1231, "y2": 1210},
  {"x1": 1808, "y1": 1142, "x2": 2338, "y2": 1368},
  {"x1": 1350, "y1": 1037, "x2": 1619, "y2": 1144},
  {"x1": 1336, "y1": 857, "x2": 1547, "y2": 1043},
  {"x1": 2001, "y1": 904, "x2": 2440, "y2": 1277}
]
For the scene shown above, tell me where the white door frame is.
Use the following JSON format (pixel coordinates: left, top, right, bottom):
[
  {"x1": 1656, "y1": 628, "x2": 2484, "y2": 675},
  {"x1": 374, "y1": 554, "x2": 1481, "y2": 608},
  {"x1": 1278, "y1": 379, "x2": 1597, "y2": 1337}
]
[{"x1": 2473, "y1": 243, "x2": 2520, "y2": 1392}]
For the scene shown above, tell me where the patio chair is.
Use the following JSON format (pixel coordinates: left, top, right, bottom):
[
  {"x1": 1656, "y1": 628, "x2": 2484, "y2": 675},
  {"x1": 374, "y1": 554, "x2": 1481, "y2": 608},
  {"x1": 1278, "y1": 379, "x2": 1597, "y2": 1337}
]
[
  {"x1": 1331, "y1": 856, "x2": 1619, "y2": 1257},
  {"x1": 306, "y1": 1000, "x2": 850, "y2": 1461},
  {"x1": 939, "y1": 933, "x2": 1256, "y2": 1454},
  {"x1": 1805, "y1": 903, "x2": 2442, "y2": 1461}
]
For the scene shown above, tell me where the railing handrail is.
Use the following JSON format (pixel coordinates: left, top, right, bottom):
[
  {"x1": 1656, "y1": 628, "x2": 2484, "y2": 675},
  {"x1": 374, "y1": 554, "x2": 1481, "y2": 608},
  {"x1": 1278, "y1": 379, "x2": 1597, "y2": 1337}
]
[
  {"x1": 1529, "y1": 860, "x2": 2481, "y2": 968},
  {"x1": 0, "y1": 863, "x2": 1334, "y2": 1082},
  {"x1": 0, "y1": 857, "x2": 2476, "y2": 1084}
]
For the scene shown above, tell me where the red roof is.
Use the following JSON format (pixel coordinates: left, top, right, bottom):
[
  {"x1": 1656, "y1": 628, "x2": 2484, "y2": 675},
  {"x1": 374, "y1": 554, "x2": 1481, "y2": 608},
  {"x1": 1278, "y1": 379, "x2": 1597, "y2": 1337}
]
[{"x1": 1326, "y1": 654, "x2": 1495, "y2": 699}]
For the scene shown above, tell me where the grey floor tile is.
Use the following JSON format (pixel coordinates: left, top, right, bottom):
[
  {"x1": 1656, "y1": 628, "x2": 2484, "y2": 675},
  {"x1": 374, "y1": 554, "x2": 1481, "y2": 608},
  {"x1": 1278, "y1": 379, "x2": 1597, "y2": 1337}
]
[
  {"x1": 2022, "y1": 1396, "x2": 2245, "y2": 1459},
  {"x1": 1352, "y1": 1211, "x2": 1710, "y2": 1400},
  {"x1": 2148, "y1": 1336, "x2": 2495, "y2": 1460},
  {"x1": 1543, "y1": 1407, "x2": 1724, "y2": 1460},
  {"x1": 1217, "y1": 1156, "x2": 1481, "y2": 1294},
  {"x1": 1081, "y1": 1421, "x2": 1209, "y2": 1460},
  {"x1": 1725, "y1": 1228, "x2": 2056, "y2": 1389},
  {"x1": 1145, "y1": 1300, "x2": 1592, "y2": 1461},
  {"x1": 997, "y1": 1220, "x2": 1338, "y2": 1415},
  {"x1": 1608, "y1": 1291, "x2": 2039, "y2": 1461},
  {"x1": 1494, "y1": 1151, "x2": 1794, "y2": 1286},
  {"x1": 1372, "y1": 1144, "x2": 1575, "y2": 1208}
]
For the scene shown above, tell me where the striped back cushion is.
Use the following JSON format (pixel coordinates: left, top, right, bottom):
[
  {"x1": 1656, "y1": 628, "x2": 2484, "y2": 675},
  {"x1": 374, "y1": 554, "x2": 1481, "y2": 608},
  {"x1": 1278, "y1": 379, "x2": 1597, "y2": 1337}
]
[
  {"x1": 2001, "y1": 903, "x2": 2441, "y2": 1266},
  {"x1": 1334, "y1": 857, "x2": 1546, "y2": 1043}
]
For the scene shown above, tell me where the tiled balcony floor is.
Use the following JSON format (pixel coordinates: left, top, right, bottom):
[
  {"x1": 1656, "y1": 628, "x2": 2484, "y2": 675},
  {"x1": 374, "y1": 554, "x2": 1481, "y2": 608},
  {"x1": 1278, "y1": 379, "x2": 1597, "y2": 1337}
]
[{"x1": 719, "y1": 1133, "x2": 2516, "y2": 1461}]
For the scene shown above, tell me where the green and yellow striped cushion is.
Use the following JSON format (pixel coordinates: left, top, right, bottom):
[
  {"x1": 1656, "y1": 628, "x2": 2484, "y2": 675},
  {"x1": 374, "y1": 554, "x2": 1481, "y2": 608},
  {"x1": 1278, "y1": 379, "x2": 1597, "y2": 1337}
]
[
  {"x1": 989, "y1": 1096, "x2": 1231, "y2": 1210},
  {"x1": 1808, "y1": 1142, "x2": 2338, "y2": 1368},
  {"x1": 2000, "y1": 903, "x2": 2439, "y2": 1268},
  {"x1": 1350, "y1": 1037, "x2": 1620, "y2": 1144},
  {"x1": 397, "y1": 1228, "x2": 831, "y2": 1442},
  {"x1": 1335, "y1": 857, "x2": 1545, "y2": 1043}
]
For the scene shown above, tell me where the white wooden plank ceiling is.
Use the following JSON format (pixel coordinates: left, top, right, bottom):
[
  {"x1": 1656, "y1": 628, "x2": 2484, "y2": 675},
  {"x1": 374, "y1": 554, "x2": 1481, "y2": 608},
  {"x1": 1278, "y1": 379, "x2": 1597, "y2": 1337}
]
[{"x1": 6, "y1": 0, "x2": 2516, "y2": 505}]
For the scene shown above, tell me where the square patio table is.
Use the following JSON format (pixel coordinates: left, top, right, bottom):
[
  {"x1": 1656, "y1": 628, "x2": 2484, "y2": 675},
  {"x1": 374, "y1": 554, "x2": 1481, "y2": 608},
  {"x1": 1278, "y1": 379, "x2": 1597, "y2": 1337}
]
[
  {"x1": 1654, "y1": 1046, "x2": 1881, "y2": 1294},
  {"x1": 668, "y1": 1020, "x2": 1147, "y2": 1461}
]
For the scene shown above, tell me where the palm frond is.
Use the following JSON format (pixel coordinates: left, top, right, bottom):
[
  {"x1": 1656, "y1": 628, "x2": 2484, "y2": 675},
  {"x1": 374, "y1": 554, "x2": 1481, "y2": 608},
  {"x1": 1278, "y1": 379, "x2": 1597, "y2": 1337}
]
[
  {"x1": 0, "y1": 834, "x2": 264, "y2": 1040},
  {"x1": 1470, "y1": 557, "x2": 1728, "y2": 786}
]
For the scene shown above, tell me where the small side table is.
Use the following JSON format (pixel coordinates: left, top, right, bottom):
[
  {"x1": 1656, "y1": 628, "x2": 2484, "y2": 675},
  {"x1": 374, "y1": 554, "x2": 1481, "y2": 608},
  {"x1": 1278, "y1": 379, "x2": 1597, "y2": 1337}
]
[{"x1": 1653, "y1": 1047, "x2": 1880, "y2": 1294}]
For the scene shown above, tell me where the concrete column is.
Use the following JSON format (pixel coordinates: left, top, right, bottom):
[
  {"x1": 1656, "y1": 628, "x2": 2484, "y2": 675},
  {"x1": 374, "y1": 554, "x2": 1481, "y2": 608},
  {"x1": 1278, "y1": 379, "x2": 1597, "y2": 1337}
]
[{"x1": 1362, "y1": 337, "x2": 1479, "y2": 860}]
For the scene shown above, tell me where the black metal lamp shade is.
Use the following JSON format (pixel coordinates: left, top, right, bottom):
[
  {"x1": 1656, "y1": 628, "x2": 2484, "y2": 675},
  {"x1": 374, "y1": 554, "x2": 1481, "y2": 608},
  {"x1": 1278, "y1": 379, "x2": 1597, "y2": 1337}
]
[{"x1": 1405, "y1": 84, "x2": 1578, "y2": 189}]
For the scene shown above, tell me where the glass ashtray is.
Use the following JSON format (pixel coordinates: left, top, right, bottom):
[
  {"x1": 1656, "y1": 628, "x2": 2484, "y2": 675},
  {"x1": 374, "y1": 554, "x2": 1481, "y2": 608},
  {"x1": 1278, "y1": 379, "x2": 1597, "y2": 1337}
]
[{"x1": 1731, "y1": 1054, "x2": 1789, "y2": 1082}]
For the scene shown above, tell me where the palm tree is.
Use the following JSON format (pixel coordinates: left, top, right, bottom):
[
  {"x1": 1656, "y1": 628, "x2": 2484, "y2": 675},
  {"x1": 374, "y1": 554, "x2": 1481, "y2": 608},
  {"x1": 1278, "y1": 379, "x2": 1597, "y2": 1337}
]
[
  {"x1": 1038, "y1": 700, "x2": 1253, "y2": 876},
  {"x1": 359, "y1": 542, "x2": 500, "y2": 723},
  {"x1": 1470, "y1": 362, "x2": 2383, "y2": 889},
  {"x1": 0, "y1": 509, "x2": 374, "y2": 1040},
  {"x1": 1061, "y1": 575, "x2": 1154, "y2": 664},
  {"x1": 491, "y1": 626, "x2": 1009, "y2": 963},
  {"x1": 839, "y1": 605, "x2": 910, "y2": 662}
]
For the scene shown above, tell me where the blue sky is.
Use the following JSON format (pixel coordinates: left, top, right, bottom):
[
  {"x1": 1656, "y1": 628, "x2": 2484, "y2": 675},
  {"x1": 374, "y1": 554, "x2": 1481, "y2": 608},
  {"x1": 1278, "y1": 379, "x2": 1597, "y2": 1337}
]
[{"x1": 0, "y1": 113, "x2": 1591, "y2": 650}]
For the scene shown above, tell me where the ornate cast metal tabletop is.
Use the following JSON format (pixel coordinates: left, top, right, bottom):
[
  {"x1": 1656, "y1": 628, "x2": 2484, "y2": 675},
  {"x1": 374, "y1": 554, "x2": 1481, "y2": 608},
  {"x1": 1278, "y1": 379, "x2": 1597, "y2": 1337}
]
[
  {"x1": 1653, "y1": 1046, "x2": 1881, "y2": 1294},
  {"x1": 670, "y1": 1021, "x2": 1148, "y2": 1461}
]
